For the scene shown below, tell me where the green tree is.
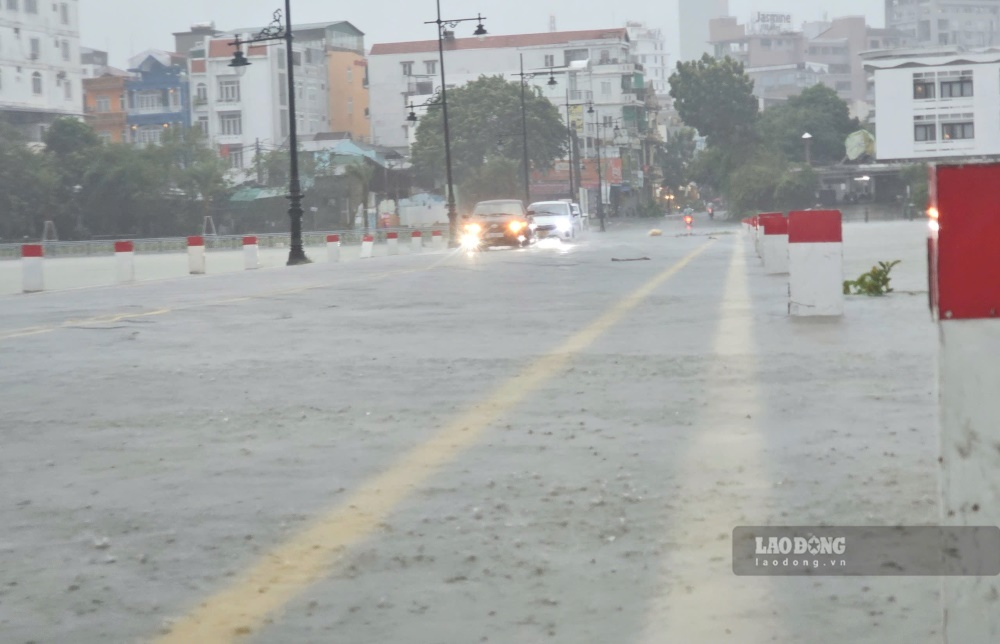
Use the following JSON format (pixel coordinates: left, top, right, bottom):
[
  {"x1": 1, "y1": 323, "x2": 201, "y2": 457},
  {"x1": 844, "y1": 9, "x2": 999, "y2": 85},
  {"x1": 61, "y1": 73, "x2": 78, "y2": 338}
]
[
  {"x1": 43, "y1": 118, "x2": 103, "y2": 238},
  {"x1": 658, "y1": 127, "x2": 697, "y2": 194},
  {"x1": 0, "y1": 120, "x2": 57, "y2": 241},
  {"x1": 773, "y1": 165, "x2": 819, "y2": 211},
  {"x1": 900, "y1": 163, "x2": 929, "y2": 215},
  {"x1": 343, "y1": 161, "x2": 374, "y2": 230},
  {"x1": 668, "y1": 55, "x2": 759, "y2": 149},
  {"x1": 757, "y1": 84, "x2": 860, "y2": 164},
  {"x1": 410, "y1": 75, "x2": 567, "y2": 190},
  {"x1": 155, "y1": 127, "x2": 230, "y2": 232},
  {"x1": 458, "y1": 157, "x2": 521, "y2": 209}
]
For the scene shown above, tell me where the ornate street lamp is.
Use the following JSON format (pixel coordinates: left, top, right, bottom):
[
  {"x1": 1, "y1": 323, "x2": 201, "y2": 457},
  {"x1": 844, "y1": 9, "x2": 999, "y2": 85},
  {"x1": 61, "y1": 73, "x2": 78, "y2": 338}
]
[
  {"x1": 587, "y1": 102, "x2": 606, "y2": 232},
  {"x1": 512, "y1": 58, "x2": 559, "y2": 206},
  {"x1": 228, "y1": 2, "x2": 310, "y2": 265},
  {"x1": 424, "y1": 1, "x2": 487, "y2": 247}
]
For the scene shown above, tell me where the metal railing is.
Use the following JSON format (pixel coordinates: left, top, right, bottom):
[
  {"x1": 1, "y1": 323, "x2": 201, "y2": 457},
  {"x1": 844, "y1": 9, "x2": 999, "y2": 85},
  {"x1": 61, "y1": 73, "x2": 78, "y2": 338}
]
[{"x1": 0, "y1": 226, "x2": 449, "y2": 260}]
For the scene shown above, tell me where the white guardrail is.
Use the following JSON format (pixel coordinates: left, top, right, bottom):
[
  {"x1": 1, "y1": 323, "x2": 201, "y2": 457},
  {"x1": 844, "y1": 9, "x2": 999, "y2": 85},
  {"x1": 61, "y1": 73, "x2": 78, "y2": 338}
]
[{"x1": 0, "y1": 227, "x2": 449, "y2": 260}]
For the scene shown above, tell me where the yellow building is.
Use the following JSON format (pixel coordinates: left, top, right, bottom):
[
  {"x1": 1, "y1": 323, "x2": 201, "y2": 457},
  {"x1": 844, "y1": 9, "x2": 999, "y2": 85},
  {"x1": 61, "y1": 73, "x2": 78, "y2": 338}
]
[{"x1": 327, "y1": 50, "x2": 370, "y2": 143}]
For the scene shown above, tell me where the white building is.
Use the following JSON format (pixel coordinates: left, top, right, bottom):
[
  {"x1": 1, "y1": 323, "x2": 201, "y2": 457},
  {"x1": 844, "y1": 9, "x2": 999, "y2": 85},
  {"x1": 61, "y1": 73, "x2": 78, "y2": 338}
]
[
  {"x1": 626, "y1": 21, "x2": 670, "y2": 97},
  {"x1": 0, "y1": 0, "x2": 82, "y2": 141},
  {"x1": 368, "y1": 28, "x2": 644, "y2": 155},
  {"x1": 864, "y1": 47, "x2": 1000, "y2": 160},
  {"x1": 678, "y1": 0, "x2": 729, "y2": 62},
  {"x1": 886, "y1": 0, "x2": 1000, "y2": 48},
  {"x1": 187, "y1": 34, "x2": 329, "y2": 180}
]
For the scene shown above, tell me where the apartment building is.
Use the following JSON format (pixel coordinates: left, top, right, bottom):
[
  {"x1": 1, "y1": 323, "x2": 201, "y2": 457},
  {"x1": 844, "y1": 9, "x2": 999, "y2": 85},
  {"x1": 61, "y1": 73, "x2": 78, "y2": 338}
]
[
  {"x1": 886, "y1": 0, "x2": 1000, "y2": 48},
  {"x1": 82, "y1": 72, "x2": 127, "y2": 143},
  {"x1": 0, "y1": 0, "x2": 82, "y2": 141},
  {"x1": 626, "y1": 21, "x2": 669, "y2": 97},
  {"x1": 124, "y1": 50, "x2": 190, "y2": 146},
  {"x1": 864, "y1": 47, "x2": 1000, "y2": 160}
]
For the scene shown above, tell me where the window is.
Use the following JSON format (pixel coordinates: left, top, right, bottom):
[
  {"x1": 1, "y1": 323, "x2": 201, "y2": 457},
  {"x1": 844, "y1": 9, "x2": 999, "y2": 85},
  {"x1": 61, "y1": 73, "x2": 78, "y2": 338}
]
[
  {"x1": 63, "y1": 81, "x2": 70, "y2": 100},
  {"x1": 835, "y1": 81, "x2": 852, "y2": 91},
  {"x1": 219, "y1": 112, "x2": 242, "y2": 136},
  {"x1": 603, "y1": 115, "x2": 613, "y2": 127},
  {"x1": 61, "y1": 39, "x2": 69, "y2": 61},
  {"x1": 564, "y1": 48, "x2": 588, "y2": 65},
  {"x1": 196, "y1": 115, "x2": 208, "y2": 135},
  {"x1": 601, "y1": 81, "x2": 611, "y2": 95},
  {"x1": 98, "y1": 132, "x2": 112, "y2": 144},
  {"x1": 544, "y1": 54, "x2": 555, "y2": 67},
  {"x1": 914, "y1": 123, "x2": 936, "y2": 142},
  {"x1": 292, "y1": 51, "x2": 301, "y2": 66},
  {"x1": 135, "y1": 126, "x2": 162, "y2": 145},
  {"x1": 6, "y1": 0, "x2": 18, "y2": 10},
  {"x1": 218, "y1": 79, "x2": 240, "y2": 102},
  {"x1": 60, "y1": 2, "x2": 68, "y2": 24},
  {"x1": 195, "y1": 83, "x2": 207, "y2": 102},
  {"x1": 347, "y1": 97, "x2": 354, "y2": 115},
  {"x1": 941, "y1": 122, "x2": 974, "y2": 139},
  {"x1": 96, "y1": 95, "x2": 110, "y2": 112},
  {"x1": 913, "y1": 80, "x2": 935, "y2": 99},
  {"x1": 940, "y1": 79, "x2": 973, "y2": 97},
  {"x1": 31, "y1": 71, "x2": 41, "y2": 94},
  {"x1": 277, "y1": 48, "x2": 286, "y2": 69},
  {"x1": 30, "y1": 37, "x2": 39, "y2": 60},
  {"x1": 135, "y1": 90, "x2": 163, "y2": 111},
  {"x1": 401, "y1": 61, "x2": 413, "y2": 76},
  {"x1": 280, "y1": 109, "x2": 288, "y2": 137},
  {"x1": 25, "y1": 0, "x2": 36, "y2": 13},
  {"x1": 347, "y1": 66, "x2": 353, "y2": 83},
  {"x1": 424, "y1": 60, "x2": 436, "y2": 75},
  {"x1": 599, "y1": 49, "x2": 611, "y2": 63},
  {"x1": 229, "y1": 146, "x2": 244, "y2": 169},
  {"x1": 278, "y1": 73, "x2": 287, "y2": 106}
]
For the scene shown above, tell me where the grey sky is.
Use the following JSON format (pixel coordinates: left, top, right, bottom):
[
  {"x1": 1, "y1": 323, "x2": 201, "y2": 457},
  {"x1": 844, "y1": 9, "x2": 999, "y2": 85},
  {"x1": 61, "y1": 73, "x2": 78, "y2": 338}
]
[{"x1": 82, "y1": 0, "x2": 883, "y2": 69}]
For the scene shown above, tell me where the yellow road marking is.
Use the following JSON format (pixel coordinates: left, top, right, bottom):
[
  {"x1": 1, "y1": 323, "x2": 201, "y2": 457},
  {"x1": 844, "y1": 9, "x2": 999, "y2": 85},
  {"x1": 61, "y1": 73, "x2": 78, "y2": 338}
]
[{"x1": 155, "y1": 240, "x2": 716, "y2": 643}]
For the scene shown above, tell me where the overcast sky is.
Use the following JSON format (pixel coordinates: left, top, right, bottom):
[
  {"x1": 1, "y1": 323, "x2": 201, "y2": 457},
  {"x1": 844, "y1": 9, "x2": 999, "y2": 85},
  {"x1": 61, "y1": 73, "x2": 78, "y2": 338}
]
[{"x1": 81, "y1": 0, "x2": 883, "y2": 69}]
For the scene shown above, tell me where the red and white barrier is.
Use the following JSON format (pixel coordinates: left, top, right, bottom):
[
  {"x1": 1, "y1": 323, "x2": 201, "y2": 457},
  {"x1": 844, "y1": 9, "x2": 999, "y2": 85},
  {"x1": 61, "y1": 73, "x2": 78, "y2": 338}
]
[
  {"x1": 187, "y1": 236, "x2": 205, "y2": 274},
  {"x1": 432, "y1": 230, "x2": 444, "y2": 250},
  {"x1": 755, "y1": 212, "x2": 780, "y2": 258},
  {"x1": 360, "y1": 234, "x2": 374, "y2": 259},
  {"x1": 114, "y1": 241, "x2": 135, "y2": 283},
  {"x1": 326, "y1": 234, "x2": 340, "y2": 262},
  {"x1": 761, "y1": 215, "x2": 789, "y2": 275},
  {"x1": 411, "y1": 230, "x2": 422, "y2": 253},
  {"x1": 21, "y1": 244, "x2": 43, "y2": 293},
  {"x1": 386, "y1": 231, "x2": 399, "y2": 255},
  {"x1": 242, "y1": 236, "x2": 259, "y2": 270},
  {"x1": 787, "y1": 210, "x2": 843, "y2": 317},
  {"x1": 930, "y1": 163, "x2": 1000, "y2": 644}
]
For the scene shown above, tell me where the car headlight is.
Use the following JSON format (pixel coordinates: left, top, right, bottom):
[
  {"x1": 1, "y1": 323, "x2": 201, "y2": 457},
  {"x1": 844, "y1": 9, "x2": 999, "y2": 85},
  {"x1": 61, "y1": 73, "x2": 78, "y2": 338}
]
[
  {"x1": 556, "y1": 219, "x2": 571, "y2": 232},
  {"x1": 463, "y1": 222, "x2": 482, "y2": 235},
  {"x1": 508, "y1": 220, "x2": 525, "y2": 233}
]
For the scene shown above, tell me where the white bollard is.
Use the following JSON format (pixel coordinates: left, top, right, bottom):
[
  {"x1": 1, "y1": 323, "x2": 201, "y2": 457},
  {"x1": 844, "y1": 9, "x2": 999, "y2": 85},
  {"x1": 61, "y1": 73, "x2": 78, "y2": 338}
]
[
  {"x1": 931, "y1": 162, "x2": 1000, "y2": 644},
  {"x1": 21, "y1": 244, "x2": 44, "y2": 293},
  {"x1": 787, "y1": 210, "x2": 843, "y2": 317},
  {"x1": 386, "y1": 231, "x2": 399, "y2": 255},
  {"x1": 411, "y1": 230, "x2": 423, "y2": 253},
  {"x1": 326, "y1": 234, "x2": 340, "y2": 262},
  {"x1": 187, "y1": 236, "x2": 205, "y2": 275},
  {"x1": 114, "y1": 240, "x2": 135, "y2": 283},
  {"x1": 761, "y1": 215, "x2": 789, "y2": 275},
  {"x1": 242, "y1": 236, "x2": 259, "y2": 270},
  {"x1": 360, "y1": 234, "x2": 374, "y2": 259},
  {"x1": 755, "y1": 212, "x2": 779, "y2": 258},
  {"x1": 432, "y1": 230, "x2": 444, "y2": 249}
]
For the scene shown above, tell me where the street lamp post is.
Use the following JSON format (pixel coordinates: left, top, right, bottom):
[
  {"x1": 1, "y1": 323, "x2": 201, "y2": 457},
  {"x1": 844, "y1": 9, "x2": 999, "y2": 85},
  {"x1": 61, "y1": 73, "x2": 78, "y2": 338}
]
[
  {"x1": 588, "y1": 103, "x2": 606, "y2": 232},
  {"x1": 802, "y1": 132, "x2": 813, "y2": 166},
  {"x1": 512, "y1": 56, "x2": 558, "y2": 206},
  {"x1": 564, "y1": 88, "x2": 575, "y2": 201},
  {"x1": 425, "y1": 1, "x2": 487, "y2": 247},
  {"x1": 228, "y1": 2, "x2": 310, "y2": 265}
]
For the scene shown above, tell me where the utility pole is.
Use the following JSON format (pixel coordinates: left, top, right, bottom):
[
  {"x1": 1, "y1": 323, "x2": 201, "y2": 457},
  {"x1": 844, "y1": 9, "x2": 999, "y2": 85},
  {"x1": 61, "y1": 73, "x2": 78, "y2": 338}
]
[{"x1": 255, "y1": 138, "x2": 263, "y2": 184}]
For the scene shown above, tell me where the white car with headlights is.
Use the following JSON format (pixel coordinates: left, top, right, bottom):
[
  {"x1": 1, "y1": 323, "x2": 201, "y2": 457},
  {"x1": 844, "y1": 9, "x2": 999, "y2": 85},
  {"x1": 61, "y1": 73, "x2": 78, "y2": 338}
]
[{"x1": 527, "y1": 201, "x2": 581, "y2": 240}]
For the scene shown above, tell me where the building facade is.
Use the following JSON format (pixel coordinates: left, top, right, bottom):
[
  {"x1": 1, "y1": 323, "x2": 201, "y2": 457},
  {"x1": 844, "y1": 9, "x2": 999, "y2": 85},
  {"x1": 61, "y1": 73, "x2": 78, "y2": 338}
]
[
  {"x1": 187, "y1": 36, "x2": 328, "y2": 177},
  {"x1": 865, "y1": 48, "x2": 1000, "y2": 160},
  {"x1": 0, "y1": 0, "x2": 82, "y2": 141},
  {"x1": 626, "y1": 21, "x2": 669, "y2": 98},
  {"x1": 124, "y1": 51, "x2": 190, "y2": 146},
  {"x1": 83, "y1": 73, "x2": 127, "y2": 143},
  {"x1": 886, "y1": 0, "x2": 1000, "y2": 48},
  {"x1": 678, "y1": 0, "x2": 729, "y2": 61}
]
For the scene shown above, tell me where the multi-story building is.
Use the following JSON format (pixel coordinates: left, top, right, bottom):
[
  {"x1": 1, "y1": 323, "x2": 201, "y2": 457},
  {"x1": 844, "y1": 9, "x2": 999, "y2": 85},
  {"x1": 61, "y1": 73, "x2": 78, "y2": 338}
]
[
  {"x1": 710, "y1": 15, "x2": 901, "y2": 117},
  {"x1": 886, "y1": 0, "x2": 1000, "y2": 48},
  {"x1": 0, "y1": 0, "x2": 82, "y2": 141},
  {"x1": 124, "y1": 50, "x2": 190, "y2": 146},
  {"x1": 186, "y1": 35, "x2": 329, "y2": 177},
  {"x1": 83, "y1": 72, "x2": 127, "y2": 143},
  {"x1": 864, "y1": 47, "x2": 1000, "y2": 160},
  {"x1": 626, "y1": 21, "x2": 670, "y2": 98},
  {"x1": 678, "y1": 0, "x2": 729, "y2": 61},
  {"x1": 175, "y1": 21, "x2": 364, "y2": 175}
]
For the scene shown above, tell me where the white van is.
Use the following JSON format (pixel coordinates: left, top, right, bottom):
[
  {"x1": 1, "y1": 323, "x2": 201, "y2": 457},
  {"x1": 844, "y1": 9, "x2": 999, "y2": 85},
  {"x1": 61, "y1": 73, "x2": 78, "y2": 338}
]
[{"x1": 527, "y1": 201, "x2": 582, "y2": 240}]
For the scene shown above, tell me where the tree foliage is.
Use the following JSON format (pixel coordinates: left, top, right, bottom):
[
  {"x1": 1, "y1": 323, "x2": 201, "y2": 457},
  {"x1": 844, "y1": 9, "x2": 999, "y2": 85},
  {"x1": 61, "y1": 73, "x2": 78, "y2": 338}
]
[
  {"x1": 668, "y1": 55, "x2": 759, "y2": 149},
  {"x1": 0, "y1": 121, "x2": 56, "y2": 241},
  {"x1": 658, "y1": 127, "x2": 697, "y2": 193},
  {"x1": 757, "y1": 84, "x2": 860, "y2": 164},
  {"x1": 458, "y1": 157, "x2": 522, "y2": 209},
  {"x1": 410, "y1": 75, "x2": 567, "y2": 191}
]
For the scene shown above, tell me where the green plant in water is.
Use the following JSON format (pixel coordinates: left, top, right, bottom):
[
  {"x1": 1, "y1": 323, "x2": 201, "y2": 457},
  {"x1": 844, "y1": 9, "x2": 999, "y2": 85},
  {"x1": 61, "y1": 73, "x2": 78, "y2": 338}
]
[{"x1": 843, "y1": 260, "x2": 901, "y2": 296}]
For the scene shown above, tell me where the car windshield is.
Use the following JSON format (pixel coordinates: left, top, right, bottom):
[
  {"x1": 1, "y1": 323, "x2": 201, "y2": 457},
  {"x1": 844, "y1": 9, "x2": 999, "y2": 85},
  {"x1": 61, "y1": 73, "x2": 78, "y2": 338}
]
[
  {"x1": 529, "y1": 204, "x2": 570, "y2": 217},
  {"x1": 473, "y1": 202, "x2": 523, "y2": 216}
]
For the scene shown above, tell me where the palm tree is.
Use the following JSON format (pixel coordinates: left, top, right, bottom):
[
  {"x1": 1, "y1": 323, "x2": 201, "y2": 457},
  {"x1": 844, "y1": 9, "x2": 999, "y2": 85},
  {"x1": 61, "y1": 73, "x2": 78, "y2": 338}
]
[{"x1": 344, "y1": 161, "x2": 374, "y2": 232}]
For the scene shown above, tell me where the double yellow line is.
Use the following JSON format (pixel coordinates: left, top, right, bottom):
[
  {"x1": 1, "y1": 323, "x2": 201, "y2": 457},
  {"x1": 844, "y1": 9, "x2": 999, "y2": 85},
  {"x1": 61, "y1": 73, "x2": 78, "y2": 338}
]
[{"x1": 156, "y1": 240, "x2": 715, "y2": 643}]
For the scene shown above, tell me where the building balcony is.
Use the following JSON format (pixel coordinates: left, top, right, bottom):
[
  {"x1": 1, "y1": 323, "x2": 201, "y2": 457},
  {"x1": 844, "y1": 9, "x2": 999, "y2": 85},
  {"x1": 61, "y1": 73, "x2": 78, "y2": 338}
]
[{"x1": 129, "y1": 105, "x2": 185, "y2": 115}]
